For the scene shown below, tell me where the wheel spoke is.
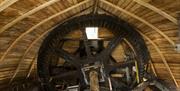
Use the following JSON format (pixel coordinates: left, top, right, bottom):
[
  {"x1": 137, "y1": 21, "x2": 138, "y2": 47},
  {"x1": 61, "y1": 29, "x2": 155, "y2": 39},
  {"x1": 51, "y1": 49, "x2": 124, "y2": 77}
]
[
  {"x1": 111, "y1": 78, "x2": 128, "y2": 89},
  {"x1": 53, "y1": 48, "x2": 81, "y2": 67},
  {"x1": 104, "y1": 36, "x2": 124, "y2": 56},
  {"x1": 110, "y1": 56, "x2": 118, "y2": 63},
  {"x1": 99, "y1": 36, "x2": 124, "y2": 64},
  {"x1": 132, "y1": 81, "x2": 150, "y2": 91},
  {"x1": 73, "y1": 47, "x2": 80, "y2": 56},
  {"x1": 52, "y1": 70, "x2": 78, "y2": 80},
  {"x1": 105, "y1": 60, "x2": 135, "y2": 74},
  {"x1": 153, "y1": 80, "x2": 170, "y2": 91}
]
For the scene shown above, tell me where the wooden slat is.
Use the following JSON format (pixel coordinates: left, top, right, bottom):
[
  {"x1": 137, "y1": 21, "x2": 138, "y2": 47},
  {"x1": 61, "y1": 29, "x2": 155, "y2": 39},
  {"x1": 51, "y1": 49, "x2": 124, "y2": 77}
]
[
  {"x1": 0, "y1": 0, "x2": 90, "y2": 64},
  {"x1": 0, "y1": 0, "x2": 62, "y2": 33},
  {"x1": 25, "y1": 26, "x2": 57, "y2": 79},
  {"x1": 7, "y1": 0, "x2": 91, "y2": 84},
  {"x1": 0, "y1": 0, "x2": 18, "y2": 12},
  {"x1": 139, "y1": 31, "x2": 179, "y2": 87},
  {"x1": 8, "y1": 28, "x2": 51, "y2": 84},
  {"x1": 101, "y1": 0, "x2": 175, "y2": 46},
  {"x1": 26, "y1": 57, "x2": 36, "y2": 79},
  {"x1": 133, "y1": 0, "x2": 177, "y2": 24},
  {"x1": 150, "y1": 61, "x2": 157, "y2": 76}
]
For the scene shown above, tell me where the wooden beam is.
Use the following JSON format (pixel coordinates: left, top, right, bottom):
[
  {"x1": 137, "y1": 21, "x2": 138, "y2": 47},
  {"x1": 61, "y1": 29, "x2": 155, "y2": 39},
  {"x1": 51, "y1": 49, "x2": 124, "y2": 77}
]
[
  {"x1": 149, "y1": 61, "x2": 157, "y2": 76},
  {"x1": 133, "y1": 0, "x2": 178, "y2": 24},
  {"x1": 0, "y1": 0, "x2": 18, "y2": 12},
  {"x1": 24, "y1": 26, "x2": 56, "y2": 80},
  {"x1": 92, "y1": 0, "x2": 99, "y2": 14},
  {"x1": 26, "y1": 57, "x2": 36, "y2": 79},
  {"x1": 101, "y1": 0, "x2": 175, "y2": 46},
  {"x1": 139, "y1": 31, "x2": 179, "y2": 87},
  {"x1": 8, "y1": 28, "x2": 51, "y2": 84},
  {"x1": 0, "y1": 0, "x2": 90, "y2": 64},
  {"x1": 7, "y1": 0, "x2": 91, "y2": 84},
  {"x1": 0, "y1": 0, "x2": 64, "y2": 33}
]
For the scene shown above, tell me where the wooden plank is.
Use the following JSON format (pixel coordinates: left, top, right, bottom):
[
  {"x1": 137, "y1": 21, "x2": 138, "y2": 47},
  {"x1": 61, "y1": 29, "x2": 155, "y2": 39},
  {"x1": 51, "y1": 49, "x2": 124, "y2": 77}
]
[
  {"x1": 101, "y1": 0, "x2": 175, "y2": 46},
  {"x1": 0, "y1": 0, "x2": 61, "y2": 33},
  {"x1": 0, "y1": 0, "x2": 18, "y2": 12},
  {"x1": 133, "y1": 0, "x2": 177, "y2": 24},
  {"x1": 26, "y1": 57, "x2": 36, "y2": 79},
  {"x1": 139, "y1": 31, "x2": 179, "y2": 87},
  {"x1": 24, "y1": 27, "x2": 55, "y2": 79},
  {"x1": 0, "y1": 0, "x2": 90, "y2": 64},
  {"x1": 150, "y1": 61, "x2": 157, "y2": 76},
  {"x1": 7, "y1": 0, "x2": 90, "y2": 84}
]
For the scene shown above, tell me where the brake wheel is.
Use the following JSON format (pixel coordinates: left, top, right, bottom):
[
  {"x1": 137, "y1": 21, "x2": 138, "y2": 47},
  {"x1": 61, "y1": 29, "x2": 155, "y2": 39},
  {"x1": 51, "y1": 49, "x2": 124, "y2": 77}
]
[{"x1": 38, "y1": 14, "x2": 152, "y2": 91}]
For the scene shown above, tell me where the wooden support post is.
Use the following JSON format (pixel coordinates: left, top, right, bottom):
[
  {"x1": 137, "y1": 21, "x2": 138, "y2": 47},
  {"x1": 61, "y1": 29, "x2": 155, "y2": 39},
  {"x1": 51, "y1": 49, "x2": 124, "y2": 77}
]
[{"x1": 89, "y1": 71, "x2": 99, "y2": 91}]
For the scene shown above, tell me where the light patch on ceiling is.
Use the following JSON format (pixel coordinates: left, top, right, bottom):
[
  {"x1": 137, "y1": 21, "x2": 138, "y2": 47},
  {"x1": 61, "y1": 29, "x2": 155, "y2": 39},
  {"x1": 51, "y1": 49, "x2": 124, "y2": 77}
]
[
  {"x1": 175, "y1": 44, "x2": 180, "y2": 53},
  {"x1": 85, "y1": 27, "x2": 98, "y2": 39}
]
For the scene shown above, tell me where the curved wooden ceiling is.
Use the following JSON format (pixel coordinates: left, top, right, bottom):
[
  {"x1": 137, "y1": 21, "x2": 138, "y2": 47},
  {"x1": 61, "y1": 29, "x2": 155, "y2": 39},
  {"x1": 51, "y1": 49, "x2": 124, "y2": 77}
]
[{"x1": 0, "y1": 0, "x2": 180, "y2": 89}]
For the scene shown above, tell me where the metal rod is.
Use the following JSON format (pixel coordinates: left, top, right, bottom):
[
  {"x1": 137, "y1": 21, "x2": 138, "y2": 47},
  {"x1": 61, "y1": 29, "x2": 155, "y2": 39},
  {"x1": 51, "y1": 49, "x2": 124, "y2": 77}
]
[
  {"x1": 126, "y1": 67, "x2": 131, "y2": 84},
  {"x1": 108, "y1": 77, "x2": 113, "y2": 91},
  {"x1": 93, "y1": 0, "x2": 99, "y2": 14},
  {"x1": 89, "y1": 71, "x2": 99, "y2": 91}
]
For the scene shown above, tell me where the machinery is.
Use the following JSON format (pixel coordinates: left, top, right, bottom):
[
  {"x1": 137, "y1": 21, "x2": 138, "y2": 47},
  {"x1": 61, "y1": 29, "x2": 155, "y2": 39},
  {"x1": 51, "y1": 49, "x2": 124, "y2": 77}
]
[{"x1": 37, "y1": 14, "x2": 172, "y2": 91}]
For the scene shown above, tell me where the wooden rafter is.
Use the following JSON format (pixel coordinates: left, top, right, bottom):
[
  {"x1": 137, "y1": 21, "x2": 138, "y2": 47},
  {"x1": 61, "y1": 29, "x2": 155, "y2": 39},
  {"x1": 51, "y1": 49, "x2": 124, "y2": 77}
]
[
  {"x1": 24, "y1": 26, "x2": 56, "y2": 79},
  {"x1": 0, "y1": 0, "x2": 63, "y2": 33},
  {"x1": 7, "y1": 0, "x2": 91, "y2": 83},
  {"x1": 139, "y1": 31, "x2": 179, "y2": 87},
  {"x1": 149, "y1": 61, "x2": 157, "y2": 76},
  {"x1": 101, "y1": 0, "x2": 175, "y2": 46},
  {"x1": 8, "y1": 28, "x2": 51, "y2": 84},
  {"x1": 133, "y1": 0, "x2": 178, "y2": 24},
  {"x1": 92, "y1": 0, "x2": 99, "y2": 14},
  {"x1": 0, "y1": 0, "x2": 18, "y2": 12},
  {"x1": 26, "y1": 56, "x2": 36, "y2": 79},
  {"x1": 0, "y1": 0, "x2": 90, "y2": 64},
  {"x1": 24, "y1": 25, "x2": 60, "y2": 79}
]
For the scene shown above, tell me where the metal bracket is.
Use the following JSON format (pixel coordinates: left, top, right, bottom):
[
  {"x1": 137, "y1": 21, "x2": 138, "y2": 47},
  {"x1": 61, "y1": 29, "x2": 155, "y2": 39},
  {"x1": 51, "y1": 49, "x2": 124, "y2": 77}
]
[{"x1": 81, "y1": 64, "x2": 105, "y2": 85}]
